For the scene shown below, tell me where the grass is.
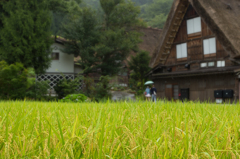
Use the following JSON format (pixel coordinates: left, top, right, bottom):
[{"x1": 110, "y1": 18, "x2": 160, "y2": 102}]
[{"x1": 0, "y1": 100, "x2": 240, "y2": 158}]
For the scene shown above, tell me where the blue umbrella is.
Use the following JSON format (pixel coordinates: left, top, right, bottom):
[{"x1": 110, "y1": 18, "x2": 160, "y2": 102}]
[{"x1": 144, "y1": 81, "x2": 154, "y2": 85}]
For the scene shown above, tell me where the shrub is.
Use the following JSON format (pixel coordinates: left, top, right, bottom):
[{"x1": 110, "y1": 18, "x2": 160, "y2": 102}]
[
  {"x1": 91, "y1": 76, "x2": 112, "y2": 102},
  {"x1": 82, "y1": 76, "x2": 95, "y2": 97},
  {"x1": 0, "y1": 61, "x2": 28, "y2": 99},
  {"x1": 80, "y1": 75, "x2": 112, "y2": 102},
  {"x1": 60, "y1": 94, "x2": 88, "y2": 103},
  {"x1": 95, "y1": 76, "x2": 111, "y2": 100},
  {"x1": 54, "y1": 76, "x2": 80, "y2": 99},
  {"x1": 26, "y1": 81, "x2": 50, "y2": 100}
]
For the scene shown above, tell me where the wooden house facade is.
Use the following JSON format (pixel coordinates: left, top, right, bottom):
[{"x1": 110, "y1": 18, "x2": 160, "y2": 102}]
[{"x1": 148, "y1": 0, "x2": 240, "y2": 102}]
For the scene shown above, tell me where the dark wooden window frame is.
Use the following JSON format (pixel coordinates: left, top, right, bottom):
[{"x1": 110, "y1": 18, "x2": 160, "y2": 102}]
[{"x1": 51, "y1": 52, "x2": 59, "y2": 60}]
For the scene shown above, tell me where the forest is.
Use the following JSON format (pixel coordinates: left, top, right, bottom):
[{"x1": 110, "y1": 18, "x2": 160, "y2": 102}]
[
  {"x1": 0, "y1": 0, "x2": 173, "y2": 101},
  {"x1": 81, "y1": 0, "x2": 174, "y2": 29},
  {"x1": 50, "y1": 0, "x2": 174, "y2": 36}
]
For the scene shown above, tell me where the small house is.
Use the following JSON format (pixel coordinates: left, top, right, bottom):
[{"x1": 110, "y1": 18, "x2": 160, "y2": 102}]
[{"x1": 36, "y1": 38, "x2": 83, "y2": 93}]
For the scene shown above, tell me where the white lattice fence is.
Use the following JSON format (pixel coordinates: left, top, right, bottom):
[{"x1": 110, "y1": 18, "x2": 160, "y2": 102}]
[{"x1": 36, "y1": 74, "x2": 83, "y2": 90}]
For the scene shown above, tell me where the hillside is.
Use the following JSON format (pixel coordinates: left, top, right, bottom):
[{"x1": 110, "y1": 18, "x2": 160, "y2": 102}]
[{"x1": 82, "y1": 0, "x2": 174, "y2": 29}]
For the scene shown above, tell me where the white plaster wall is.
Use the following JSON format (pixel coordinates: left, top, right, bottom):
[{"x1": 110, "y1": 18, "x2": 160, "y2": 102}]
[
  {"x1": 74, "y1": 64, "x2": 83, "y2": 74},
  {"x1": 46, "y1": 43, "x2": 74, "y2": 73}
]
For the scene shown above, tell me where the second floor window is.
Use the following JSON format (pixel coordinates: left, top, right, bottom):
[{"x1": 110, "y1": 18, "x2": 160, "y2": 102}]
[
  {"x1": 51, "y1": 53, "x2": 59, "y2": 60},
  {"x1": 203, "y1": 38, "x2": 216, "y2": 55},
  {"x1": 176, "y1": 43, "x2": 187, "y2": 59},
  {"x1": 187, "y1": 17, "x2": 201, "y2": 35}
]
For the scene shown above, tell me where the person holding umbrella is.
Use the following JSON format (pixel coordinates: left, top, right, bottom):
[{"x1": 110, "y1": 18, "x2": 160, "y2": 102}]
[
  {"x1": 144, "y1": 86, "x2": 151, "y2": 101},
  {"x1": 150, "y1": 85, "x2": 157, "y2": 103},
  {"x1": 144, "y1": 81, "x2": 154, "y2": 101}
]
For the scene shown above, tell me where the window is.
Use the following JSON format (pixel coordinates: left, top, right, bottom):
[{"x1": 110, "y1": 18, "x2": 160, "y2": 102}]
[
  {"x1": 187, "y1": 17, "x2": 201, "y2": 34},
  {"x1": 176, "y1": 43, "x2": 187, "y2": 59},
  {"x1": 51, "y1": 53, "x2": 59, "y2": 60},
  {"x1": 200, "y1": 63, "x2": 207, "y2": 68},
  {"x1": 203, "y1": 38, "x2": 216, "y2": 55},
  {"x1": 208, "y1": 62, "x2": 215, "y2": 67},
  {"x1": 217, "y1": 61, "x2": 225, "y2": 67},
  {"x1": 201, "y1": 62, "x2": 215, "y2": 68}
]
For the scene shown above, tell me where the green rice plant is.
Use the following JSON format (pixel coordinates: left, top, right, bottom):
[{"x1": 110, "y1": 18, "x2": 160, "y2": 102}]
[{"x1": 0, "y1": 100, "x2": 240, "y2": 158}]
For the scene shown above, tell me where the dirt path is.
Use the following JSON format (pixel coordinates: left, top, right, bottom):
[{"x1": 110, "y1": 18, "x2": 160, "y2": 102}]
[{"x1": 111, "y1": 91, "x2": 135, "y2": 101}]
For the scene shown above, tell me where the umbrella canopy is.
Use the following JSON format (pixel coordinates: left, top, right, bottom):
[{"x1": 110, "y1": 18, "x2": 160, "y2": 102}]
[{"x1": 144, "y1": 81, "x2": 154, "y2": 85}]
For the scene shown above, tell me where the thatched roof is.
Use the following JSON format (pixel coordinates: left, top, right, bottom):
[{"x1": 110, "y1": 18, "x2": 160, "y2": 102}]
[
  {"x1": 126, "y1": 27, "x2": 162, "y2": 67},
  {"x1": 151, "y1": 0, "x2": 240, "y2": 68}
]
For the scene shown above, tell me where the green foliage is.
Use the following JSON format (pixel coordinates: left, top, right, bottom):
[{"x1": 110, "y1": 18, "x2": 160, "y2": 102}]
[
  {"x1": 0, "y1": 61, "x2": 50, "y2": 100},
  {"x1": 94, "y1": 76, "x2": 112, "y2": 101},
  {"x1": 54, "y1": 76, "x2": 80, "y2": 99},
  {"x1": 140, "y1": 0, "x2": 174, "y2": 28},
  {"x1": 0, "y1": 0, "x2": 82, "y2": 73},
  {"x1": 25, "y1": 67, "x2": 51, "y2": 100},
  {"x1": 81, "y1": 0, "x2": 102, "y2": 10},
  {"x1": 81, "y1": 76, "x2": 112, "y2": 102},
  {"x1": 0, "y1": 0, "x2": 53, "y2": 74},
  {"x1": 128, "y1": 51, "x2": 151, "y2": 89},
  {"x1": 60, "y1": 94, "x2": 88, "y2": 103},
  {"x1": 51, "y1": 0, "x2": 83, "y2": 37},
  {"x1": 131, "y1": 0, "x2": 153, "y2": 5},
  {"x1": 0, "y1": 61, "x2": 28, "y2": 99},
  {"x1": 62, "y1": 8, "x2": 100, "y2": 75},
  {"x1": 82, "y1": 76, "x2": 96, "y2": 97},
  {"x1": 62, "y1": 0, "x2": 144, "y2": 76},
  {"x1": 82, "y1": 0, "x2": 174, "y2": 29},
  {"x1": 26, "y1": 81, "x2": 50, "y2": 100}
]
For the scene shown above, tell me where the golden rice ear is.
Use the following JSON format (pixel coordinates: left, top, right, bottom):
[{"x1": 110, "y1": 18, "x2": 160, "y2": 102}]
[{"x1": 1, "y1": 99, "x2": 237, "y2": 158}]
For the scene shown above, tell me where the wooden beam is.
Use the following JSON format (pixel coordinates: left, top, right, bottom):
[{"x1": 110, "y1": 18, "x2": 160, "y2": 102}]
[
  {"x1": 164, "y1": 49, "x2": 170, "y2": 52},
  {"x1": 162, "y1": 53, "x2": 170, "y2": 55},
  {"x1": 229, "y1": 58, "x2": 240, "y2": 65}
]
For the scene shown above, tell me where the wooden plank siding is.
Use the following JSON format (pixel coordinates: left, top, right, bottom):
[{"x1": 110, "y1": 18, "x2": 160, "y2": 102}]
[
  {"x1": 165, "y1": 5, "x2": 232, "y2": 70},
  {"x1": 153, "y1": 73, "x2": 237, "y2": 102}
]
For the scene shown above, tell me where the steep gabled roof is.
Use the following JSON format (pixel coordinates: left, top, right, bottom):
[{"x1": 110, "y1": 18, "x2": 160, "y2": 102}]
[
  {"x1": 151, "y1": 0, "x2": 240, "y2": 68},
  {"x1": 126, "y1": 27, "x2": 162, "y2": 67}
]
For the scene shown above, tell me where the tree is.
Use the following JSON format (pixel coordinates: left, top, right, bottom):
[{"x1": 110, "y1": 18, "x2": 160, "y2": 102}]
[
  {"x1": 140, "y1": 0, "x2": 173, "y2": 28},
  {"x1": 0, "y1": 0, "x2": 81, "y2": 74},
  {"x1": 80, "y1": 0, "x2": 174, "y2": 29},
  {"x1": 61, "y1": 8, "x2": 100, "y2": 75},
  {"x1": 62, "y1": 0, "x2": 144, "y2": 76},
  {"x1": 128, "y1": 51, "x2": 151, "y2": 87},
  {"x1": 0, "y1": 61, "x2": 28, "y2": 99},
  {"x1": 0, "y1": 0, "x2": 53, "y2": 74},
  {"x1": 51, "y1": 0, "x2": 82, "y2": 37}
]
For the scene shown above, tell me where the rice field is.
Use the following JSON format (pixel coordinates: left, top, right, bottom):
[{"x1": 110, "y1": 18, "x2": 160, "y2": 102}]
[{"x1": 0, "y1": 100, "x2": 240, "y2": 158}]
